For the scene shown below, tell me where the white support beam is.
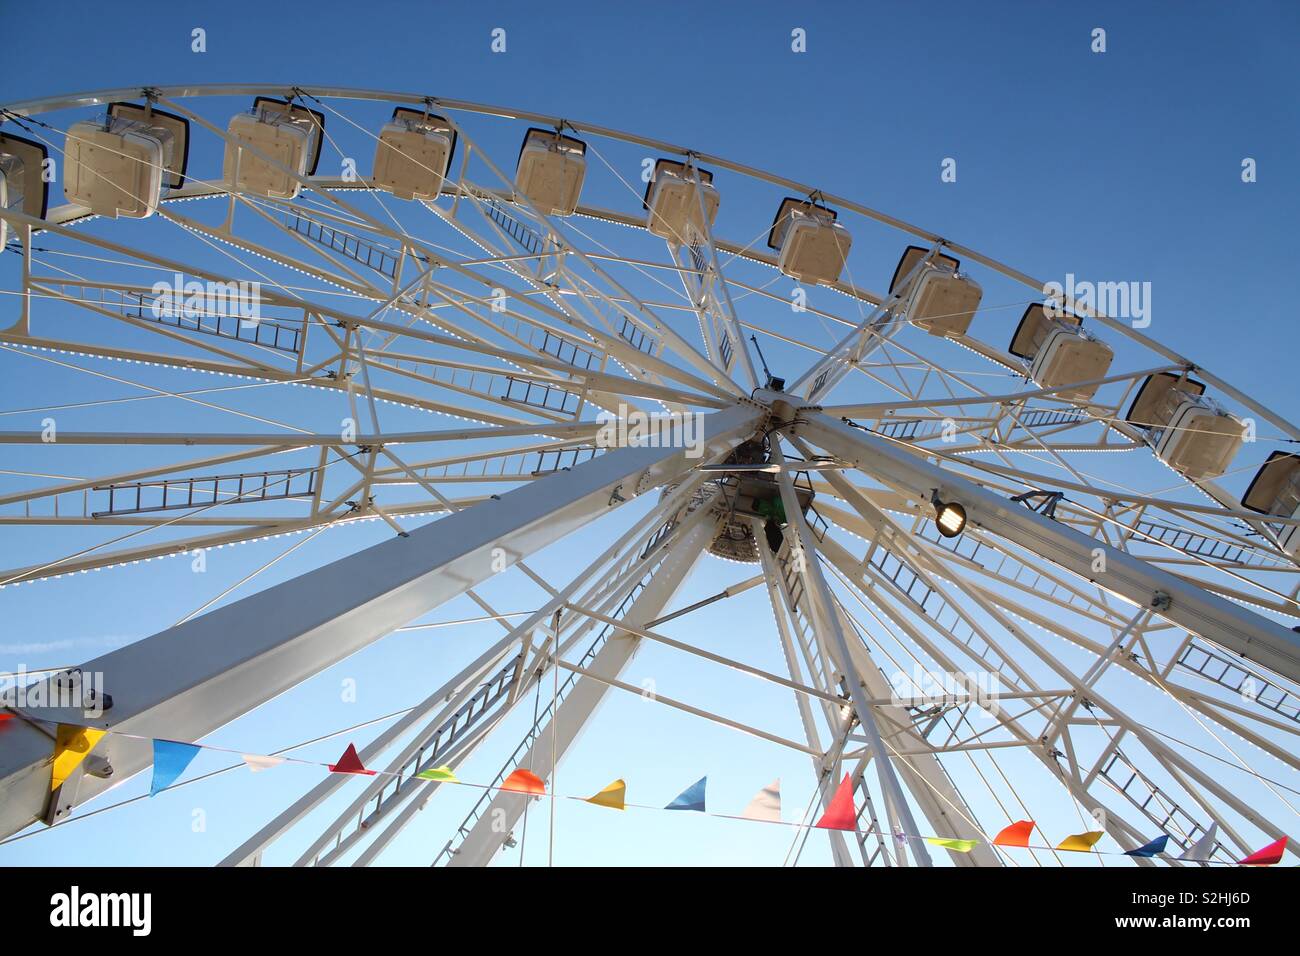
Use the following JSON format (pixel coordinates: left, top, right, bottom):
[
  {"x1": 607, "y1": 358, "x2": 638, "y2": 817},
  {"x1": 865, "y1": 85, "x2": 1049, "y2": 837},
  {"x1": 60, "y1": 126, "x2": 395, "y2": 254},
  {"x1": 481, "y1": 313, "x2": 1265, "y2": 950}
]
[
  {"x1": 0, "y1": 404, "x2": 762, "y2": 838},
  {"x1": 767, "y1": 440, "x2": 933, "y2": 866},
  {"x1": 780, "y1": 402, "x2": 1300, "y2": 684},
  {"x1": 274, "y1": 476, "x2": 711, "y2": 866},
  {"x1": 445, "y1": 519, "x2": 715, "y2": 867}
]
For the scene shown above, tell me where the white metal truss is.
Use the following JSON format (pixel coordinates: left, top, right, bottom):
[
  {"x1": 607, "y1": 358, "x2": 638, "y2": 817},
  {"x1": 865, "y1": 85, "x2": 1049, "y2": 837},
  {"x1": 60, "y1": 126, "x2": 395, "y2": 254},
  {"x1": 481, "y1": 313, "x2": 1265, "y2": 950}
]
[{"x1": 0, "y1": 85, "x2": 1296, "y2": 867}]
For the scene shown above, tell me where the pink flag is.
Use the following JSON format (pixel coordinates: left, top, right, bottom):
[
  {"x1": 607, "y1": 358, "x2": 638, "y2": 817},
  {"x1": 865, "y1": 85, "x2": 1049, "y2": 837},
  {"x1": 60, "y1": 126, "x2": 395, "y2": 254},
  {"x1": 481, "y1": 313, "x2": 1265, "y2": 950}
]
[
  {"x1": 814, "y1": 774, "x2": 857, "y2": 831},
  {"x1": 1238, "y1": 836, "x2": 1287, "y2": 866}
]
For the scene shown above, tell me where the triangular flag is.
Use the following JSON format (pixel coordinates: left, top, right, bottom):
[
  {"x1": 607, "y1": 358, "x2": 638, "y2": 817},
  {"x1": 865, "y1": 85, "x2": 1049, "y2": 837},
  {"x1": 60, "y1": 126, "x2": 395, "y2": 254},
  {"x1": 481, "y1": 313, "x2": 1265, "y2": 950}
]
[
  {"x1": 416, "y1": 765, "x2": 458, "y2": 783},
  {"x1": 1179, "y1": 823, "x2": 1218, "y2": 862},
  {"x1": 50, "y1": 724, "x2": 106, "y2": 791},
  {"x1": 926, "y1": 837, "x2": 979, "y2": 853},
  {"x1": 501, "y1": 768, "x2": 546, "y2": 795},
  {"x1": 244, "y1": 759, "x2": 287, "y2": 775},
  {"x1": 328, "y1": 742, "x2": 376, "y2": 776},
  {"x1": 150, "y1": 739, "x2": 201, "y2": 796},
  {"x1": 993, "y1": 820, "x2": 1035, "y2": 847},
  {"x1": 742, "y1": 779, "x2": 781, "y2": 822},
  {"x1": 814, "y1": 774, "x2": 857, "y2": 831},
  {"x1": 585, "y1": 779, "x2": 626, "y2": 810},
  {"x1": 1238, "y1": 836, "x2": 1287, "y2": 866},
  {"x1": 665, "y1": 776, "x2": 706, "y2": 811},
  {"x1": 1125, "y1": 834, "x2": 1169, "y2": 858},
  {"x1": 242, "y1": 753, "x2": 285, "y2": 773},
  {"x1": 1056, "y1": 830, "x2": 1104, "y2": 852}
]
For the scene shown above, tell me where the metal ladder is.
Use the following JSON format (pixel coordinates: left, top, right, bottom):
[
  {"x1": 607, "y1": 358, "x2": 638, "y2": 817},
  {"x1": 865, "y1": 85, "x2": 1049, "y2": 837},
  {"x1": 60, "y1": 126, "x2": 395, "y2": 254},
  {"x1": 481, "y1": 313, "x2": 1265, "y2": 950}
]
[{"x1": 432, "y1": 572, "x2": 654, "y2": 866}]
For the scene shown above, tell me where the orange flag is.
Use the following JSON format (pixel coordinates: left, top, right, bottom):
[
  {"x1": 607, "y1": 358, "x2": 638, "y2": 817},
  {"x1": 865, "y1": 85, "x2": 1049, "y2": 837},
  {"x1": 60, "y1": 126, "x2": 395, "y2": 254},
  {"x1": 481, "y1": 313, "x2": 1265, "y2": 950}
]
[
  {"x1": 993, "y1": 820, "x2": 1035, "y2": 847},
  {"x1": 1239, "y1": 836, "x2": 1287, "y2": 866},
  {"x1": 501, "y1": 768, "x2": 546, "y2": 795},
  {"x1": 814, "y1": 774, "x2": 857, "y2": 831}
]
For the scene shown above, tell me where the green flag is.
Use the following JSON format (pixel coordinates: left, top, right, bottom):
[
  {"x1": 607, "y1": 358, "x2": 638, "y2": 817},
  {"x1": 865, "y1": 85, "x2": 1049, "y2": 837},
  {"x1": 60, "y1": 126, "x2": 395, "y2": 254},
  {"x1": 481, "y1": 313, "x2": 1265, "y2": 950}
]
[
  {"x1": 925, "y1": 837, "x2": 978, "y2": 852},
  {"x1": 417, "y1": 765, "x2": 458, "y2": 783}
]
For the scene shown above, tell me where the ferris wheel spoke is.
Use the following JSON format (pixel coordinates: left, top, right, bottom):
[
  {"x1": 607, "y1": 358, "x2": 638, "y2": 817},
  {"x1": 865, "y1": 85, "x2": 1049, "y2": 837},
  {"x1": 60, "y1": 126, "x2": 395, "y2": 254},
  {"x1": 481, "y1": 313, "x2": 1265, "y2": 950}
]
[
  {"x1": 820, "y1": 560, "x2": 1153, "y2": 863},
  {"x1": 440, "y1": 118, "x2": 744, "y2": 399},
  {"x1": 814, "y1": 521, "x2": 1241, "y2": 861},
  {"x1": 819, "y1": 494, "x2": 1300, "y2": 858},
  {"x1": 753, "y1": 537, "x2": 862, "y2": 865},
  {"x1": 839, "y1": 416, "x2": 1300, "y2": 611},
  {"x1": 443, "y1": 511, "x2": 723, "y2": 867},
  {"x1": 789, "y1": 413, "x2": 1300, "y2": 682},
  {"x1": 227, "y1": 469, "x2": 719, "y2": 866},
  {"x1": 0, "y1": 404, "x2": 759, "y2": 836}
]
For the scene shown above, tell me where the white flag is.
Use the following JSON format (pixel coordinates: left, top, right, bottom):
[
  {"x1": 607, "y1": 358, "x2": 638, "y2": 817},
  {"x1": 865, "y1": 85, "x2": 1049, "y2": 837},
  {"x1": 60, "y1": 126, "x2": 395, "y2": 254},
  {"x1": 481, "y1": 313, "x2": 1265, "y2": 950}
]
[
  {"x1": 1178, "y1": 822, "x2": 1218, "y2": 861},
  {"x1": 741, "y1": 778, "x2": 781, "y2": 822},
  {"x1": 242, "y1": 753, "x2": 286, "y2": 773}
]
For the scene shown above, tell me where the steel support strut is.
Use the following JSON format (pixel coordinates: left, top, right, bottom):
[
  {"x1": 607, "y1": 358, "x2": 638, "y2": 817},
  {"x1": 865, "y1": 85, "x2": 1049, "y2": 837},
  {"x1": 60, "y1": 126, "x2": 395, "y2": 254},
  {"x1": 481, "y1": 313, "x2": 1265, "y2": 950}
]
[
  {"x1": 0, "y1": 405, "x2": 762, "y2": 838},
  {"x1": 779, "y1": 403, "x2": 1300, "y2": 683},
  {"x1": 444, "y1": 517, "x2": 716, "y2": 866}
]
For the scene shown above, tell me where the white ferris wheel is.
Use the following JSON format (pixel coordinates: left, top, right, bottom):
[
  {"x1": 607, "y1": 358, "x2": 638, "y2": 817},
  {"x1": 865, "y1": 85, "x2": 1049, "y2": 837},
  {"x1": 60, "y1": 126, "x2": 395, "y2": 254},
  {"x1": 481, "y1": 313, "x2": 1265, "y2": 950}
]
[{"x1": 0, "y1": 85, "x2": 1296, "y2": 867}]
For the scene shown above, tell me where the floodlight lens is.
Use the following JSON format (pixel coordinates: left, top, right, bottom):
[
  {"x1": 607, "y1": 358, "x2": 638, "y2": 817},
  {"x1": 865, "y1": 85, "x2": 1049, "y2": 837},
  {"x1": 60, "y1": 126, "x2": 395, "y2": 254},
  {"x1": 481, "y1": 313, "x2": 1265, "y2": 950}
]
[{"x1": 936, "y1": 501, "x2": 967, "y2": 537}]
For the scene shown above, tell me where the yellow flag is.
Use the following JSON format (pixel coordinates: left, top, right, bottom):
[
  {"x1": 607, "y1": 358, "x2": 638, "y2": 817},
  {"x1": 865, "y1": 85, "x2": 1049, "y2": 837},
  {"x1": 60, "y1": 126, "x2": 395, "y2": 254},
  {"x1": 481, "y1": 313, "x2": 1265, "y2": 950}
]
[
  {"x1": 1056, "y1": 830, "x2": 1104, "y2": 852},
  {"x1": 925, "y1": 837, "x2": 979, "y2": 852},
  {"x1": 51, "y1": 724, "x2": 107, "y2": 791},
  {"x1": 585, "y1": 778, "x2": 626, "y2": 811}
]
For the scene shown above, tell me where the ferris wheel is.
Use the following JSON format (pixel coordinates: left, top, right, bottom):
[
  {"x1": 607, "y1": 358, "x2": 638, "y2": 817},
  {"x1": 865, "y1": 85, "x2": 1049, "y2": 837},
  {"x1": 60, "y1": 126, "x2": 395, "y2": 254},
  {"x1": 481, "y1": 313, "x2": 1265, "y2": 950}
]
[{"x1": 0, "y1": 84, "x2": 1296, "y2": 867}]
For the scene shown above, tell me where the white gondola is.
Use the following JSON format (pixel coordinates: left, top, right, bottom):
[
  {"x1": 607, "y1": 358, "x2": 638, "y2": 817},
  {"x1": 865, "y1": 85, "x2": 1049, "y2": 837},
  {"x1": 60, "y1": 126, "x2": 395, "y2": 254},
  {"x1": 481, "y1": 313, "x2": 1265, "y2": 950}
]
[
  {"x1": 223, "y1": 98, "x2": 323, "y2": 200},
  {"x1": 768, "y1": 198, "x2": 851, "y2": 285},
  {"x1": 1127, "y1": 373, "x2": 1244, "y2": 480},
  {"x1": 644, "y1": 159, "x2": 719, "y2": 241},
  {"x1": 373, "y1": 108, "x2": 455, "y2": 201},
  {"x1": 1009, "y1": 303, "x2": 1113, "y2": 401},
  {"x1": 63, "y1": 117, "x2": 173, "y2": 218},
  {"x1": 0, "y1": 154, "x2": 14, "y2": 248},
  {"x1": 1243, "y1": 452, "x2": 1300, "y2": 557},
  {"x1": 0, "y1": 132, "x2": 48, "y2": 254},
  {"x1": 889, "y1": 245, "x2": 982, "y2": 337},
  {"x1": 515, "y1": 128, "x2": 586, "y2": 216}
]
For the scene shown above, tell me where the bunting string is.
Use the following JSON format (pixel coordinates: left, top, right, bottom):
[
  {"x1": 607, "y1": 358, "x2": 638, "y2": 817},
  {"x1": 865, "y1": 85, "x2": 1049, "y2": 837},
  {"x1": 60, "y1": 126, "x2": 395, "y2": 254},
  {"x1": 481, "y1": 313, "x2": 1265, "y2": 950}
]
[{"x1": 5, "y1": 715, "x2": 1291, "y2": 865}]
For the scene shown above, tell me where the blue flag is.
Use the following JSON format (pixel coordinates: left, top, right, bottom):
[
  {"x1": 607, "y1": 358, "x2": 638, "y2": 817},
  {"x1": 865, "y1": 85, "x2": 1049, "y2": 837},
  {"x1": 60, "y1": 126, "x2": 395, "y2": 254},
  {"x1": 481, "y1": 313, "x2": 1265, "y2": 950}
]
[
  {"x1": 1124, "y1": 834, "x2": 1169, "y2": 858},
  {"x1": 150, "y1": 739, "x2": 201, "y2": 796},
  {"x1": 665, "y1": 776, "x2": 707, "y2": 812}
]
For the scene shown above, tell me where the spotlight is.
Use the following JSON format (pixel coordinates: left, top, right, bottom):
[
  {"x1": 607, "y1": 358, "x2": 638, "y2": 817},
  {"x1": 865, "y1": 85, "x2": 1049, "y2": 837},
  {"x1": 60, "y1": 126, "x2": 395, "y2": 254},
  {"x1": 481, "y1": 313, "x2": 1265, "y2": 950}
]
[{"x1": 932, "y1": 492, "x2": 967, "y2": 538}]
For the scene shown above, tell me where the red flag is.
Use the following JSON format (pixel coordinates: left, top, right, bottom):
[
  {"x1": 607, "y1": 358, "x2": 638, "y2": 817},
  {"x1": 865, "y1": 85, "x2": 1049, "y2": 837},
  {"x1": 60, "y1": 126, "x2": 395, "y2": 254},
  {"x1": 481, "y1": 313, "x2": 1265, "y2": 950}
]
[
  {"x1": 328, "y1": 743, "x2": 376, "y2": 776},
  {"x1": 993, "y1": 820, "x2": 1035, "y2": 847},
  {"x1": 501, "y1": 768, "x2": 546, "y2": 795},
  {"x1": 1238, "y1": 836, "x2": 1287, "y2": 866},
  {"x1": 814, "y1": 774, "x2": 857, "y2": 831}
]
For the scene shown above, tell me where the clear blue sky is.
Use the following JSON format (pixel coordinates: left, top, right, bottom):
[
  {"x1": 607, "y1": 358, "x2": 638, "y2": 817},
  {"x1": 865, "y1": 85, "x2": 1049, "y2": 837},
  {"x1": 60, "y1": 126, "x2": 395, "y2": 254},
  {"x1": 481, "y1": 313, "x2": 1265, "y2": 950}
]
[{"x1": 1, "y1": 1, "x2": 1297, "y2": 866}]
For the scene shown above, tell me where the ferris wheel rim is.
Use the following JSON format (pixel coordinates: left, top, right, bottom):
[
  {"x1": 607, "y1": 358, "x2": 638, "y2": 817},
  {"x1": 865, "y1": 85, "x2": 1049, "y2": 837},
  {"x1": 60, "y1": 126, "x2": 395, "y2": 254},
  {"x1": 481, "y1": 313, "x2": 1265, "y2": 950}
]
[{"x1": 2, "y1": 82, "x2": 1295, "y2": 442}]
